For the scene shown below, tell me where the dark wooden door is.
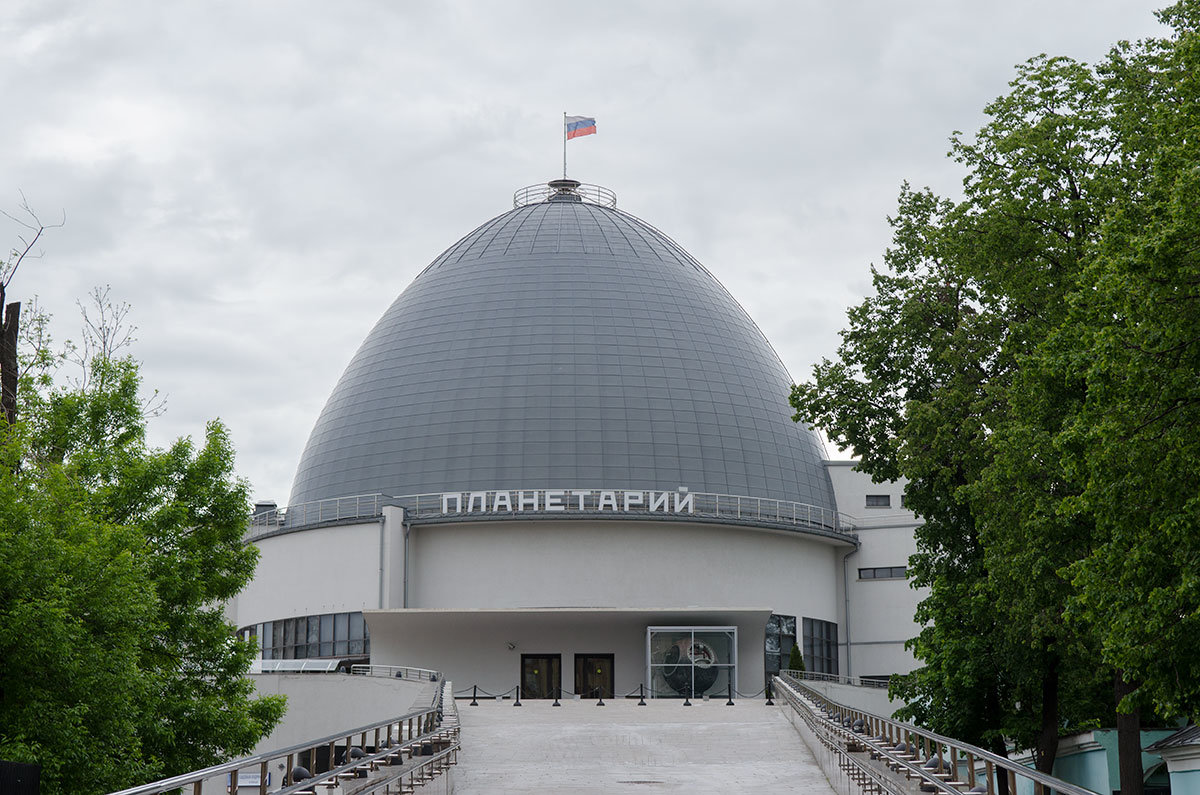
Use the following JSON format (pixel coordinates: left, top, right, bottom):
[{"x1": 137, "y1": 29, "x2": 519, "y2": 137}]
[
  {"x1": 574, "y1": 653, "x2": 614, "y2": 699},
  {"x1": 521, "y1": 654, "x2": 561, "y2": 699}
]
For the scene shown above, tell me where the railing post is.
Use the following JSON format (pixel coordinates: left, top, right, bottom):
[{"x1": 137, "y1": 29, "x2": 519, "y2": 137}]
[
  {"x1": 259, "y1": 760, "x2": 268, "y2": 795},
  {"x1": 470, "y1": 685, "x2": 478, "y2": 706},
  {"x1": 986, "y1": 760, "x2": 995, "y2": 795},
  {"x1": 514, "y1": 685, "x2": 522, "y2": 706}
]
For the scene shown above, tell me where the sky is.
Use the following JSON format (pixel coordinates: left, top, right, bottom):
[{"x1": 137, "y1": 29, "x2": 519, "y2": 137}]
[{"x1": 0, "y1": 1, "x2": 1169, "y2": 504}]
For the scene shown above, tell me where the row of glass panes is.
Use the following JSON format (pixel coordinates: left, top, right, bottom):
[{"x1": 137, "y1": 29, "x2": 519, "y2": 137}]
[
  {"x1": 802, "y1": 617, "x2": 839, "y2": 675},
  {"x1": 239, "y1": 611, "x2": 369, "y2": 660},
  {"x1": 858, "y1": 566, "x2": 907, "y2": 580}
]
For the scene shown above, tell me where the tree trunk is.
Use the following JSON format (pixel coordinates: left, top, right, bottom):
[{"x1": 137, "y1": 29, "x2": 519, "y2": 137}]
[
  {"x1": 1, "y1": 298, "x2": 20, "y2": 427},
  {"x1": 1036, "y1": 649, "x2": 1061, "y2": 774},
  {"x1": 1114, "y1": 671, "x2": 1144, "y2": 795}
]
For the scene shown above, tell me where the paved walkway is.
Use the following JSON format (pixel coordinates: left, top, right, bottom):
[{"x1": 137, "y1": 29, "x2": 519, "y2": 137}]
[{"x1": 452, "y1": 696, "x2": 837, "y2": 793}]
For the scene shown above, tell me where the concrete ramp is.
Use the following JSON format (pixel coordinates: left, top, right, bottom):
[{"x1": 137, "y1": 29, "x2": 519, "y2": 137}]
[{"x1": 453, "y1": 697, "x2": 836, "y2": 794}]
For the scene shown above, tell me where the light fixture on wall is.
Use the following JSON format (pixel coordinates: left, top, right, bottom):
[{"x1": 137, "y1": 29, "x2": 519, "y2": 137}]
[{"x1": 506, "y1": 641, "x2": 517, "y2": 650}]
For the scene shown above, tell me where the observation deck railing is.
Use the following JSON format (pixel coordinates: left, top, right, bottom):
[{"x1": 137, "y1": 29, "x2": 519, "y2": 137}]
[
  {"x1": 249, "y1": 490, "x2": 857, "y2": 541},
  {"x1": 109, "y1": 679, "x2": 455, "y2": 795},
  {"x1": 774, "y1": 672, "x2": 1100, "y2": 795},
  {"x1": 513, "y1": 181, "x2": 617, "y2": 207}
]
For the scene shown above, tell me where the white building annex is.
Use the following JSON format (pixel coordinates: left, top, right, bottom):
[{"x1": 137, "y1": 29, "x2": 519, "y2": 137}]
[{"x1": 229, "y1": 178, "x2": 924, "y2": 703}]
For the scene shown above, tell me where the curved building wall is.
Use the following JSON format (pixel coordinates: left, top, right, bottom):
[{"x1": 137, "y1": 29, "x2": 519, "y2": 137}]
[
  {"x1": 408, "y1": 519, "x2": 842, "y2": 616},
  {"x1": 289, "y1": 199, "x2": 834, "y2": 511}
]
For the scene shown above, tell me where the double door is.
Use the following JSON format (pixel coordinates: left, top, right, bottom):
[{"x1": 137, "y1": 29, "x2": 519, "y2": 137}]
[{"x1": 520, "y1": 653, "x2": 614, "y2": 699}]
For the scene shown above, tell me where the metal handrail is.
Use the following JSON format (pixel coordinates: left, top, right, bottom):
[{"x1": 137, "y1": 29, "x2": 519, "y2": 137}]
[
  {"x1": 513, "y1": 182, "x2": 617, "y2": 207},
  {"x1": 108, "y1": 683, "x2": 447, "y2": 795},
  {"x1": 776, "y1": 673, "x2": 1101, "y2": 795},
  {"x1": 351, "y1": 663, "x2": 441, "y2": 682},
  {"x1": 776, "y1": 677, "x2": 907, "y2": 795},
  {"x1": 248, "y1": 489, "x2": 858, "y2": 541},
  {"x1": 783, "y1": 669, "x2": 891, "y2": 689},
  {"x1": 250, "y1": 659, "x2": 341, "y2": 674}
]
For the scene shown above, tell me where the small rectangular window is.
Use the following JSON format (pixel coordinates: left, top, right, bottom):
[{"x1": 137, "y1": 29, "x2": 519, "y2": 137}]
[
  {"x1": 865, "y1": 494, "x2": 891, "y2": 508},
  {"x1": 858, "y1": 566, "x2": 907, "y2": 580}
]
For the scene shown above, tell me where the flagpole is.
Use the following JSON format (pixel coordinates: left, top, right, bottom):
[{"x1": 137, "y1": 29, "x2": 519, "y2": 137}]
[{"x1": 563, "y1": 111, "x2": 567, "y2": 179}]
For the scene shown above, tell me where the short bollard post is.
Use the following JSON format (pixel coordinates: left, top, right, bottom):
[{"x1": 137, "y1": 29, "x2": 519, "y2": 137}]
[
  {"x1": 765, "y1": 682, "x2": 775, "y2": 706},
  {"x1": 597, "y1": 687, "x2": 605, "y2": 707},
  {"x1": 552, "y1": 687, "x2": 561, "y2": 707},
  {"x1": 470, "y1": 685, "x2": 478, "y2": 706},
  {"x1": 683, "y1": 691, "x2": 692, "y2": 706},
  {"x1": 514, "y1": 685, "x2": 522, "y2": 707},
  {"x1": 726, "y1": 681, "x2": 735, "y2": 706},
  {"x1": 637, "y1": 683, "x2": 647, "y2": 706}
]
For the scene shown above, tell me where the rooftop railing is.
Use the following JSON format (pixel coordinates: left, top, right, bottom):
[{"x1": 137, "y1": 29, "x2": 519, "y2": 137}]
[
  {"x1": 513, "y1": 181, "x2": 617, "y2": 208},
  {"x1": 774, "y1": 673, "x2": 1100, "y2": 795},
  {"x1": 248, "y1": 490, "x2": 857, "y2": 541}
]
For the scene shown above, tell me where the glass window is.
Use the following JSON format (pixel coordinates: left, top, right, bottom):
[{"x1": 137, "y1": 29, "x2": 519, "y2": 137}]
[
  {"x1": 765, "y1": 613, "x2": 797, "y2": 676},
  {"x1": 865, "y1": 494, "x2": 891, "y2": 508},
  {"x1": 320, "y1": 614, "x2": 334, "y2": 657},
  {"x1": 858, "y1": 566, "x2": 907, "y2": 580},
  {"x1": 307, "y1": 616, "x2": 321, "y2": 657},
  {"x1": 802, "y1": 617, "x2": 839, "y2": 675}
]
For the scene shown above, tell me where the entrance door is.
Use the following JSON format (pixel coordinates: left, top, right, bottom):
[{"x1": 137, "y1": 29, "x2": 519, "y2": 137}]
[
  {"x1": 574, "y1": 653, "x2": 614, "y2": 699},
  {"x1": 520, "y1": 654, "x2": 561, "y2": 699}
]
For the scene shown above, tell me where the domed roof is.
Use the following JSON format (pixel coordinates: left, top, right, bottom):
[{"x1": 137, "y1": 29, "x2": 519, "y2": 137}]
[{"x1": 288, "y1": 182, "x2": 834, "y2": 512}]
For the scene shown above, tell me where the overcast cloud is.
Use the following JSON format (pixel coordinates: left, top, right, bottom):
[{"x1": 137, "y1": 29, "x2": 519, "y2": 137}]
[{"x1": 0, "y1": 1, "x2": 1167, "y2": 503}]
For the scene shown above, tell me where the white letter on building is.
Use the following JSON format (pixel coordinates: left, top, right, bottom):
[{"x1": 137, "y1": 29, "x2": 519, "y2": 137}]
[
  {"x1": 649, "y1": 491, "x2": 670, "y2": 512},
  {"x1": 598, "y1": 491, "x2": 618, "y2": 511},
  {"x1": 545, "y1": 490, "x2": 565, "y2": 511},
  {"x1": 674, "y1": 492, "x2": 694, "y2": 513},
  {"x1": 468, "y1": 492, "x2": 488, "y2": 512},
  {"x1": 577, "y1": 491, "x2": 588, "y2": 510},
  {"x1": 442, "y1": 493, "x2": 462, "y2": 513},
  {"x1": 624, "y1": 491, "x2": 645, "y2": 511},
  {"x1": 492, "y1": 491, "x2": 512, "y2": 512},
  {"x1": 518, "y1": 491, "x2": 540, "y2": 511}
]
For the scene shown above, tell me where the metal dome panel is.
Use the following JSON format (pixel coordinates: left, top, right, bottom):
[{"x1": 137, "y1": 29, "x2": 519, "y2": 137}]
[{"x1": 288, "y1": 196, "x2": 834, "y2": 512}]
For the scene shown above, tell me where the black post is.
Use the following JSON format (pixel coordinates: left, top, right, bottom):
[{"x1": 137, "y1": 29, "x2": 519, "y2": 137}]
[
  {"x1": 765, "y1": 681, "x2": 774, "y2": 706},
  {"x1": 597, "y1": 687, "x2": 605, "y2": 707},
  {"x1": 637, "y1": 683, "x2": 646, "y2": 706},
  {"x1": 726, "y1": 680, "x2": 734, "y2": 706},
  {"x1": 470, "y1": 685, "x2": 478, "y2": 706},
  {"x1": 683, "y1": 691, "x2": 692, "y2": 707},
  {"x1": 552, "y1": 687, "x2": 561, "y2": 707},
  {"x1": 514, "y1": 685, "x2": 522, "y2": 707}
]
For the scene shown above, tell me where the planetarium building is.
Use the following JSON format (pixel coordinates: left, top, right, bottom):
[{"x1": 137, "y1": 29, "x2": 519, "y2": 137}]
[{"x1": 232, "y1": 179, "x2": 923, "y2": 700}]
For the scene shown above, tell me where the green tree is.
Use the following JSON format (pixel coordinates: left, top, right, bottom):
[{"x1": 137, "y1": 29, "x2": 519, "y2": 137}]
[
  {"x1": 788, "y1": 643, "x2": 805, "y2": 672},
  {"x1": 0, "y1": 306, "x2": 284, "y2": 794},
  {"x1": 794, "y1": 7, "x2": 1200, "y2": 791},
  {"x1": 792, "y1": 50, "x2": 1132, "y2": 776},
  {"x1": 1053, "y1": 5, "x2": 1200, "y2": 787}
]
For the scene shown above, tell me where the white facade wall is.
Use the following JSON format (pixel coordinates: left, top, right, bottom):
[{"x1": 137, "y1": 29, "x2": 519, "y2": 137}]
[
  {"x1": 825, "y1": 460, "x2": 926, "y2": 678},
  {"x1": 366, "y1": 609, "x2": 769, "y2": 697},
  {"x1": 247, "y1": 673, "x2": 432, "y2": 751},
  {"x1": 407, "y1": 518, "x2": 845, "y2": 619},
  {"x1": 237, "y1": 519, "x2": 386, "y2": 628}
]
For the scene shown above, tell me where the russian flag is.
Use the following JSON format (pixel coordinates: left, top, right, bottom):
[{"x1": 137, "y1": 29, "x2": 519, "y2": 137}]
[{"x1": 566, "y1": 115, "x2": 597, "y2": 140}]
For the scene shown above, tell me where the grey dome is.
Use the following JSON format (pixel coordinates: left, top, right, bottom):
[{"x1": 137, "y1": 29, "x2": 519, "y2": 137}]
[{"x1": 288, "y1": 188, "x2": 834, "y2": 512}]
